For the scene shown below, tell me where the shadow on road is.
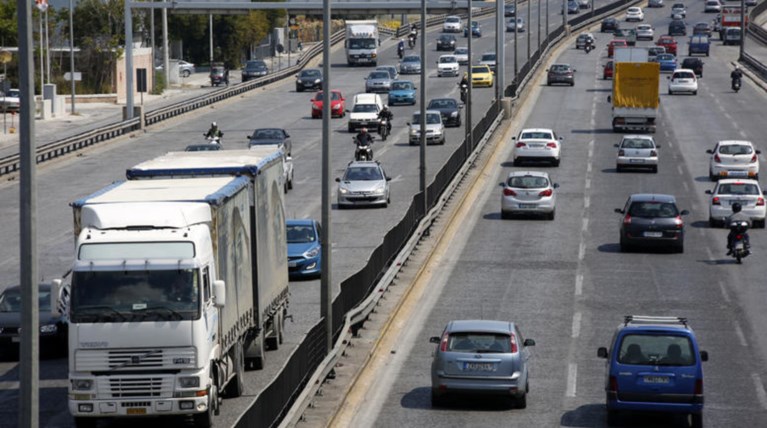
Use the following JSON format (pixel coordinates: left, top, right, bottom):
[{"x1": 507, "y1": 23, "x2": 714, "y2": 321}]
[
  {"x1": 400, "y1": 386, "x2": 516, "y2": 411},
  {"x1": 596, "y1": 243, "x2": 622, "y2": 253}
]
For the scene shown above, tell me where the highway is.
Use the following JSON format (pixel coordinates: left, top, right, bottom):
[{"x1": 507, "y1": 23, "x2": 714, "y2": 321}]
[
  {"x1": 337, "y1": 3, "x2": 767, "y2": 428},
  {"x1": 2, "y1": 1, "x2": 765, "y2": 427}
]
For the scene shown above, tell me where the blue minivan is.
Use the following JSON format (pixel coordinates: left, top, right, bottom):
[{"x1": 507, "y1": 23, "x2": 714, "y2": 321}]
[
  {"x1": 688, "y1": 35, "x2": 710, "y2": 56},
  {"x1": 598, "y1": 316, "x2": 708, "y2": 427}
]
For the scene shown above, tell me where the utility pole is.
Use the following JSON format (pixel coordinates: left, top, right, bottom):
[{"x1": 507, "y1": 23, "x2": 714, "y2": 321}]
[
  {"x1": 162, "y1": 0, "x2": 169, "y2": 87},
  {"x1": 69, "y1": 0, "x2": 75, "y2": 114},
  {"x1": 320, "y1": 0, "x2": 333, "y2": 354},
  {"x1": 420, "y1": 0, "x2": 427, "y2": 214}
]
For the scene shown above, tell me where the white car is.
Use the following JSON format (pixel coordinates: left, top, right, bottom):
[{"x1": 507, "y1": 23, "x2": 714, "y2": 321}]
[
  {"x1": 436, "y1": 55, "x2": 460, "y2": 77},
  {"x1": 708, "y1": 140, "x2": 761, "y2": 180},
  {"x1": 0, "y1": 88, "x2": 20, "y2": 112},
  {"x1": 408, "y1": 110, "x2": 445, "y2": 145},
  {"x1": 667, "y1": 69, "x2": 698, "y2": 95},
  {"x1": 636, "y1": 24, "x2": 654, "y2": 40},
  {"x1": 500, "y1": 171, "x2": 559, "y2": 220},
  {"x1": 704, "y1": 0, "x2": 721, "y2": 13},
  {"x1": 452, "y1": 47, "x2": 469, "y2": 65},
  {"x1": 616, "y1": 135, "x2": 659, "y2": 173},
  {"x1": 443, "y1": 15, "x2": 463, "y2": 33},
  {"x1": 707, "y1": 179, "x2": 766, "y2": 228},
  {"x1": 506, "y1": 17, "x2": 525, "y2": 32},
  {"x1": 625, "y1": 7, "x2": 644, "y2": 21},
  {"x1": 478, "y1": 52, "x2": 497, "y2": 72},
  {"x1": 511, "y1": 128, "x2": 562, "y2": 166}
]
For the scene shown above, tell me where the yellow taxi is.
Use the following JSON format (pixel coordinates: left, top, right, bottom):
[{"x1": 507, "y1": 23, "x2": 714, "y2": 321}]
[{"x1": 471, "y1": 65, "x2": 494, "y2": 87}]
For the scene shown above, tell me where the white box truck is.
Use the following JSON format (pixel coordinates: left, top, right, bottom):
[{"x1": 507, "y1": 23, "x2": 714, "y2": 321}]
[
  {"x1": 345, "y1": 20, "x2": 379, "y2": 66},
  {"x1": 65, "y1": 172, "x2": 288, "y2": 426}
]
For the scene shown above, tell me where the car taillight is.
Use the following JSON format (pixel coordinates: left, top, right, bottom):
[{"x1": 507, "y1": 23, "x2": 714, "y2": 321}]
[
  {"x1": 516, "y1": 142, "x2": 526, "y2": 148},
  {"x1": 609, "y1": 376, "x2": 618, "y2": 393},
  {"x1": 752, "y1": 154, "x2": 758, "y2": 163},
  {"x1": 712, "y1": 197, "x2": 720, "y2": 205},
  {"x1": 623, "y1": 214, "x2": 631, "y2": 225},
  {"x1": 539, "y1": 189, "x2": 553, "y2": 197},
  {"x1": 440, "y1": 332, "x2": 449, "y2": 352},
  {"x1": 714, "y1": 154, "x2": 721, "y2": 163},
  {"x1": 650, "y1": 150, "x2": 658, "y2": 156},
  {"x1": 546, "y1": 142, "x2": 557, "y2": 148},
  {"x1": 758, "y1": 197, "x2": 765, "y2": 206},
  {"x1": 618, "y1": 149, "x2": 625, "y2": 156},
  {"x1": 736, "y1": 234, "x2": 743, "y2": 240},
  {"x1": 503, "y1": 188, "x2": 517, "y2": 197},
  {"x1": 510, "y1": 333, "x2": 518, "y2": 353},
  {"x1": 675, "y1": 215, "x2": 684, "y2": 229}
]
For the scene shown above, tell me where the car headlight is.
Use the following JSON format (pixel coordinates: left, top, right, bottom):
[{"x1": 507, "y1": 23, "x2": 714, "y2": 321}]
[
  {"x1": 450, "y1": 111, "x2": 458, "y2": 117},
  {"x1": 314, "y1": 79, "x2": 321, "y2": 84},
  {"x1": 40, "y1": 324, "x2": 58, "y2": 333},
  {"x1": 374, "y1": 183, "x2": 386, "y2": 194},
  {"x1": 339, "y1": 187, "x2": 349, "y2": 194},
  {"x1": 178, "y1": 376, "x2": 200, "y2": 388},
  {"x1": 72, "y1": 379, "x2": 93, "y2": 391},
  {"x1": 296, "y1": 79, "x2": 301, "y2": 84},
  {"x1": 312, "y1": 104, "x2": 320, "y2": 110},
  {"x1": 410, "y1": 128, "x2": 418, "y2": 136},
  {"x1": 304, "y1": 247, "x2": 320, "y2": 258}
]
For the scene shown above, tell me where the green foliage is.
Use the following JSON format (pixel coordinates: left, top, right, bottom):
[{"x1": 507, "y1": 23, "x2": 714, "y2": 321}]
[
  {"x1": 0, "y1": 1, "x2": 17, "y2": 47},
  {"x1": 152, "y1": 69, "x2": 165, "y2": 95}
]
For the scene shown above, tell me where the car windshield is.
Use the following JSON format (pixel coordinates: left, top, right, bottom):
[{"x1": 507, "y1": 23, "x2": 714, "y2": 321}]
[
  {"x1": 550, "y1": 65, "x2": 571, "y2": 72},
  {"x1": 245, "y1": 61, "x2": 266, "y2": 70},
  {"x1": 300, "y1": 70, "x2": 321, "y2": 78},
  {"x1": 520, "y1": 131, "x2": 554, "y2": 139},
  {"x1": 369, "y1": 72, "x2": 389, "y2": 79},
  {"x1": 621, "y1": 138, "x2": 655, "y2": 149},
  {"x1": 717, "y1": 183, "x2": 760, "y2": 195},
  {"x1": 428, "y1": 99, "x2": 457, "y2": 109},
  {"x1": 719, "y1": 144, "x2": 753, "y2": 155},
  {"x1": 286, "y1": 224, "x2": 316, "y2": 243},
  {"x1": 391, "y1": 81, "x2": 413, "y2": 90},
  {"x1": 618, "y1": 334, "x2": 695, "y2": 366},
  {"x1": 413, "y1": 113, "x2": 441, "y2": 124},
  {"x1": 674, "y1": 71, "x2": 696, "y2": 79},
  {"x1": 508, "y1": 176, "x2": 549, "y2": 189},
  {"x1": 440, "y1": 56, "x2": 457, "y2": 64},
  {"x1": 403, "y1": 56, "x2": 420, "y2": 63},
  {"x1": 253, "y1": 129, "x2": 283, "y2": 140},
  {"x1": 481, "y1": 54, "x2": 496, "y2": 61},
  {"x1": 0, "y1": 288, "x2": 51, "y2": 312},
  {"x1": 446, "y1": 17, "x2": 460, "y2": 23},
  {"x1": 471, "y1": 66, "x2": 490, "y2": 74},
  {"x1": 628, "y1": 201, "x2": 679, "y2": 218},
  {"x1": 314, "y1": 92, "x2": 341, "y2": 101},
  {"x1": 353, "y1": 104, "x2": 378, "y2": 113},
  {"x1": 657, "y1": 54, "x2": 675, "y2": 61},
  {"x1": 470, "y1": 21, "x2": 479, "y2": 28},
  {"x1": 454, "y1": 48, "x2": 468, "y2": 55},
  {"x1": 445, "y1": 332, "x2": 511, "y2": 353},
  {"x1": 344, "y1": 166, "x2": 383, "y2": 181}
]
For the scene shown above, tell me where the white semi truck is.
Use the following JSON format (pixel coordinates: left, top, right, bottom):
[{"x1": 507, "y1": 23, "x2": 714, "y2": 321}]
[
  {"x1": 345, "y1": 20, "x2": 379, "y2": 66},
  {"x1": 65, "y1": 154, "x2": 288, "y2": 427}
]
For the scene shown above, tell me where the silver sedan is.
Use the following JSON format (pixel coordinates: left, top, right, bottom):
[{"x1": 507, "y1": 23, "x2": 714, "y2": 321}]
[
  {"x1": 500, "y1": 171, "x2": 559, "y2": 219},
  {"x1": 616, "y1": 135, "x2": 659, "y2": 173}
]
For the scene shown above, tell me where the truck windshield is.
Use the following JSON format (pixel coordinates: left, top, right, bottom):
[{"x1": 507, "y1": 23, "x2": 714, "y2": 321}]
[
  {"x1": 349, "y1": 39, "x2": 376, "y2": 49},
  {"x1": 70, "y1": 269, "x2": 201, "y2": 323}
]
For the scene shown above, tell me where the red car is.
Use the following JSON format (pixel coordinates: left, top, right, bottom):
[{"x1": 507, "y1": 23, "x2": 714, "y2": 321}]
[
  {"x1": 310, "y1": 90, "x2": 345, "y2": 118},
  {"x1": 656, "y1": 35, "x2": 678, "y2": 56},
  {"x1": 608, "y1": 39, "x2": 627, "y2": 57},
  {"x1": 603, "y1": 61, "x2": 614, "y2": 80}
]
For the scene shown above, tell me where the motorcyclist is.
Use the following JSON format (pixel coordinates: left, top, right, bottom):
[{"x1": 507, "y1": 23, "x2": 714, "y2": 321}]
[
  {"x1": 378, "y1": 105, "x2": 393, "y2": 133},
  {"x1": 726, "y1": 202, "x2": 751, "y2": 255},
  {"x1": 397, "y1": 39, "x2": 405, "y2": 57},
  {"x1": 205, "y1": 122, "x2": 223, "y2": 141},
  {"x1": 459, "y1": 72, "x2": 469, "y2": 88},
  {"x1": 731, "y1": 65, "x2": 743, "y2": 88},
  {"x1": 354, "y1": 127, "x2": 374, "y2": 146},
  {"x1": 409, "y1": 25, "x2": 418, "y2": 46},
  {"x1": 584, "y1": 36, "x2": 594, "y2": 52}
]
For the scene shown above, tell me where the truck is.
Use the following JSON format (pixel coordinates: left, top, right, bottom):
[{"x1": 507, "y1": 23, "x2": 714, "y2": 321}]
[
  {"x1": 613, "y1": 47, "x2": 649, "y2": 64},
  {"x1": 345, "y1": 20, "x2": 379, "y2": 66},
  {"x1": 719, "y1": 6, "x2": 747, "y2": 40},
  {"x1": 611, "y1": 62, "x2": 660, "y2": 133},
  {"x1": 65, "y1": 152, "x2": 288, "y2": 427}
]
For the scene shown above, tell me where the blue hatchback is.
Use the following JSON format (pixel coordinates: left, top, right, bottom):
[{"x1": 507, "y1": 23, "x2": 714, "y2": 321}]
[
  {"x1": 598, "y1": 316, "x2": 708, "y2": 427},
  {"x1": 286, "y1": 219, "x2": 321, "y2": 279},
  {"x1": 656, "y1": 53, "x2": 678, "y2": 72},
  {"x1": 388, "y1": 80, "x2": 416, "y2": 105}
]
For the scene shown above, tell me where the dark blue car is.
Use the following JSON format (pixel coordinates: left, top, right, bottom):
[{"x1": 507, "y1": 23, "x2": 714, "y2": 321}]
[
  {"x1": 464, "y1": 21, "x2": 481, "y2": 37},
  {"x1": 287, "y1": 219, "x2": 321, "y2": 279},
  {"x1": 656, "y1": 53, "x2": 678, "y2": 72},
  {"x1": 598, "y1": 316, "x2": 708, "y2": 427}
]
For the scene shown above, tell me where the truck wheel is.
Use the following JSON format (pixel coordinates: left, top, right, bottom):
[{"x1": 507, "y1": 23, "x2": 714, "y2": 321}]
[
  {"x1": 223, "y1": 342, "x2": 245, "y2": 397},
  {"x1": 193, "y1": 369, "x2": 219, "y2": 428},
  {"x1": 246, "y1": 333, "x2": 265, "y2": 370},
  {"x1": 288, "y1": 173, "x2": 294, "y2": 190},
  {"x1": 74, "y1": 417, "x2": 98, "y2": 428},
  {"x1": 266, "y1": 311, "x2": 283, "y2": 350}
]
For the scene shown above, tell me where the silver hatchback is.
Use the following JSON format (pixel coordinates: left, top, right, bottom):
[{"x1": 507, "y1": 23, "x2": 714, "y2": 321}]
[
  {"x1": 500, "y1": 171, "x2": 559, "y2": 219},
  {"x1": 616, "y1": 135, "x2": 659, "y2": 173},
  {"x1": 430, "y1": 319, "x2": 535, "y2": 407},
  {"x1": 336, "y1": 161, "x2": 391, "y2": 208}
]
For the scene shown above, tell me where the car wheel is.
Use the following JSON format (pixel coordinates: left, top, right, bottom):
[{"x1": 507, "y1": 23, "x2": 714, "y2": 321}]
[
  {"x1": 547, "y1": 210, "x2": 555, "y2": 220},
  {"x1": 651, "y1": 165, "x2": 658, "y2": 173},
  {"x1": 296, "y1": 86, "x2": 303, "y2": 92},
  {"x1": 182, "y1": 70, "x2": 191, "y2": 78},
  {"x1": 516, "y1": 392, "x2": 528, "y2": 409},
  {"x1": 668, "y1": 90, "x2": 673, "y2": 95},
  {"x1": 74, "y1": 418, "x2": 98, "y2": 428},
  {"x1": 756, "y1": 219, "x2": 766, "y2": 229},
  {"x1": 552, "y1": 158, "x2": 561, "y2": 167},
  {"x1": 690, "y1": 413, "x2": 703, "y2": 428},
  {"x1": 606, "y1": 409, "x2": 620, "y2": 426},
  {"x1": 620, "y1": 237, "x2": 631, "y2": 252},
  {"x1": 501, "y1": 210, "x2": 512, "y2": 220},
  {"x1": 348, "y1": 126, "x2": 354, "y2": 133},
  {"x1": 693, "y1": 90, "x2": 697, "y2": 95},
  {"x1": 513, "y1": 158, "x2": 522, "y2": 167},
  {"x1": 709, "y1": 172, "x2": 717, "y2": 181},
  {"x1": 676, "y1": 243, "x2": 685, "y2": 253},
  {"x1": 431, "y1": 390, "x2": 447, "y2": 407},
  {"x1": 570, "y1": 82, "x2": 575, "y2": 87}
]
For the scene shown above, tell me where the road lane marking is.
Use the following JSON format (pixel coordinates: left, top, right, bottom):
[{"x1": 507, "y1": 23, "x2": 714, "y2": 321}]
[
  {"x1": 683, "y1": 181, "x2": 689, "y2": 192},
  {"x1": 668, "y1": 141, "x2": 673, "y2": 149},
  {"x1": 718, "y1": 280, "x2": 731, "y2": 303},
  {"x1": 566, "y1": 363, "x2": 577, "y2": 397},
  {"x1": 578, "y1": 242, "x2": 586, "y2": 260},
  {"x1": 723, "y1": 111, "x2": 732, "y2": 120},
  {"x1": 739, "y1": 130, "x2": 748, "y2": 139},
  {"x1": 677, "y1": 164, "x2": 683, "y2": 175},
  {"x1": 575, "y1": 273, "x2": 583, "y2": 296},
  {"x1": 734, "y1": 322, "x2": 748, "y2": 347},
  {"x1": 585, "y1": 178, "x2": 591, "y2": 190},
  {"x1": 571, "y1": 312, "x2": 582, "y2": 338},
  {"x1": 584, "y1": 195, "x2": 590, "y2": 209},
  {"x1": 752, "y1": 373, "x2": 767, "y2": 410},
  {"x1": 582, "y1": 218, "x2": 589, "y2": 233}
]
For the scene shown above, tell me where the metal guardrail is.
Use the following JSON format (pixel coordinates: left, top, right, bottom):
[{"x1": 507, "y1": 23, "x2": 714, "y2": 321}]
[
  {"x1": 742, "y1": 51, "x2": 767, "y2": 80},
  {"x1": 748, "y1": 1, "x2": 767, "y2": 45},
  {"x1": 0, "y1": 30, "x2": 346, "y2": 177}
]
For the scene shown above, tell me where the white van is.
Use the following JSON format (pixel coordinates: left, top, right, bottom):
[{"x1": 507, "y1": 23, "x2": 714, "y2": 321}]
[
  {"x1": 723, "y1": 27, "x2": 742, "y2": 46},
  {"x1": 347, "y1": 93, "x2": 384, "y2": 132}
]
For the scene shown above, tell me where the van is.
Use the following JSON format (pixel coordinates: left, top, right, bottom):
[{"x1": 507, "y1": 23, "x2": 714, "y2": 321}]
[
  {"x1": 688, "y1": 35, "x2": 710, "y2": 56},
  {"x1": 598, "y1": 316, "x2": 708, "y2": 427},
  {"x1": 347, "y1": 93, "x2": 384, "y2": 132},
  {"x1": 723, "y1": 27, "x2": 742, "y2": 45}
]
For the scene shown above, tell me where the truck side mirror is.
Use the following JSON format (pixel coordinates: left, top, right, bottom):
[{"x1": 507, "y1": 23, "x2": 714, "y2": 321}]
[
  {"x1": 213, "y1": 280, "x2": 226, "y2": 307},
  {"x1": 700, "y1": 350, "x2": 709, "y2": 362},
  {"x1": 50, "y1": 279, "x2": 63, "y2": 317},
  {"x1": 607, "y1": 95, "x2": 612, "y2": 103},
  {"x1": 598, "y1": 347, "x2": 608, "y2": 358}
]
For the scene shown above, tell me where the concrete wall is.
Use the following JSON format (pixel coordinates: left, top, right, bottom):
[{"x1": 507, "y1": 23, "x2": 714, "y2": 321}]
[{"x1": 115, "y1": 47, "x2": 154, "y2": 104}]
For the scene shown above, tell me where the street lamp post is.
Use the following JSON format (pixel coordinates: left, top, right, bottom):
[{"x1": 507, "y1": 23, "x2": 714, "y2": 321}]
[{"x1": 69, "y1": 0, "x2": 75, "y2": 114}]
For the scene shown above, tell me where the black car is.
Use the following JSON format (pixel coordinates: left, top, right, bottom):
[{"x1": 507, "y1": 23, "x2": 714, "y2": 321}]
[
  {"x1": 426, "y1": 98, "x2": 463, "y2": 127},
  {"x1": 601, "y1": 18, "x2": 620, "y2": 33},
  {"x1": 681, "y1": 57, "x2": 704, "y2": 77},
  {"x1": 185, "y1": 143, "x2": 222, "y2": 152},
  {"x1": 295, "y1": 68, "x2": 323, "y2": 92},
  {"x1": 0, "y1": 283, "x2": 68, "y2": 358},
  {"x1": 504, "y1": 4, "x2": 516, "y2": 16},
  {"x1": 436, "y1": 34, "x2": 457, "y2": 51},
  {"x1": 615, "y1": 194, "x2": 689, "y2": 253},
  {"x1": 563, "y1": 0, "x2": 580, "y2": 14},
  {"x1": 669, "y1": 20, "x2": 687, "y2": 36},
  {"x1": 241, "y1": 59, "x2": 269, "y2": 82},
  {"x1": 248, "y1": 128, "x2": 292, "y2": 156}
]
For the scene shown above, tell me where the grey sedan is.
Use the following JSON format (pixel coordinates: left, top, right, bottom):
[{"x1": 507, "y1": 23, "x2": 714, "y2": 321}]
[
  {"x1": 430, "y1": 319, "x2": 535, "y2": 407},
  {"x1": 364, "y1": 70, "x2": 393, "y2": 93},
  {"x1": 336, "y1": 161, "x2": 391, "y2": 208},
  {"x1": 399, "y1": 55, "x2": 422, "y2": 74}
]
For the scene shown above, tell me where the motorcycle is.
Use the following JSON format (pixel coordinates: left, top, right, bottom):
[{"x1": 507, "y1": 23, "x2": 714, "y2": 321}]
[
  {"x1": 732, "y1": 77, "x2": 741, "y2": 92},
  {"x1": 729, "y1": 220, "x2": 750, "y2": 264},
  {"x1": 398, "y1": 45, "x2": 404, "y2": 59},
  {"x1": 203, "y1": 133, "x2": 223, "y2": 146},
  {"x1": 584, "y1": 42, "x2": 594, "y2": 54},
  {"x1": 353, "y1": 137, "x2": 374, "y2": 161},
  {"x1": 378, "y1": 118, "x2": 390, "y2": 141},
  {"x1": 408, "y1": 33, "x2": 416, "y2": 48},
  {"x1": 459, "y1": 82, "x2": 468, "y2": 103}
]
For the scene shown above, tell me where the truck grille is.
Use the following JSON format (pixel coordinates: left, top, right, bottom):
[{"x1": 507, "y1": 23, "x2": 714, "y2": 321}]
[
  {"x1": 75, "y1": 348, "x2": 196, "y2": 371},
  {"x1": 96, "y1": 376, "x2": 173, "y2": 399}
]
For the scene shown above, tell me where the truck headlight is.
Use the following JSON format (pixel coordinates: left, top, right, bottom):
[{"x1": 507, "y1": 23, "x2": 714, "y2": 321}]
[
  {"x1": 40, "y1": 324, "x2": 58, "y2": 333},
  {"x1": 72, "y1": 379, "x2": 93, "y2": 391},
  {"x1": 304, "y1": 247, "x2": 320, "y2": 258},
  {"x1": 178, "y1": 376, "x2": 200, "y2": 388}
]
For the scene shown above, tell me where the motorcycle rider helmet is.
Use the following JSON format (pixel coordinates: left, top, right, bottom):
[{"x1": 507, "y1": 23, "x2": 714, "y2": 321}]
[
  {"x1": 732, "y1": 202, "x2": 742, "y2": 213},
  {"x1": 211, "y1": 121, "x2": 217, "y2": 127}
]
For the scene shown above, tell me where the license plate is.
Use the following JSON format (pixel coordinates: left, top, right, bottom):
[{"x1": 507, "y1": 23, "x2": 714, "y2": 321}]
[
  {"x1": 288, "y1": 261, "x2": 298, "y2": 268},
  {"x1": 519, "y1": 204, "x2": 537, "y2": 209},
  {"x1": 464, "y1": 362, "x2": 495, "y2": 371},
  {"x1": 728, "y1": 171, "x2": 747, "y2": 177},
  {"x1": 629, "y1": 159, "x2": 645, "y2": 163},
  {"x1": 529, "y1": 144, "x2": 543, "y2": 148},
  {"x1": 644, "y1": 231, "x2": 663, "y2": 238},
  {"x1": 12, "y1": 337, "x2": 20, "y2": 343},
  {"x1": 644, "y1": 376, "x2": 670, "y2": 384},
  {"x1": 127, "y1": 408, "x2": 147, "y2": 415}
]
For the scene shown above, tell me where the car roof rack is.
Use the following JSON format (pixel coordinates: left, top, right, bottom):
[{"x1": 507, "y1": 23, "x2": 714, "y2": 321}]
[{"x1": 624, "y1": 315, "x2": 688, "y2": 328}]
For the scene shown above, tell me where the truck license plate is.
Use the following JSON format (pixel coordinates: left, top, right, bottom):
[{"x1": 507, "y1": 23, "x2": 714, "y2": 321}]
[
  {"x1": 644, "y1": 376, "x2": 670, "y2": 384},
  {"x1": 127, "y1": 408, "x2": 147, "y2": 415}
]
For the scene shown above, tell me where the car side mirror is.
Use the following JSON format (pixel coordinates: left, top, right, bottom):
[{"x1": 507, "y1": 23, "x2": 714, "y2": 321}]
[
  {"x1": 706, "y1": 149, "x2": 713, "y2": 154},
  {"x1": 545, "y1": 69, "x2": 549, "y2": 72},
  {"x1": 523, "y1": 338, "x2": 535, "y2": 347},
  {"x1": 345, "y1": 109, "x2": 350, "y2": 113},
  {"x1": 553, "y1": 183, "x2": 560, "y2": 189},
  {"x1": 680, "y1": 209, "x2": 690, "y2": 215},
  {"x1": 614, "y1": 144, "x2": 620, "y2": 147},
  {"x1": 406, "y1": 122, "x2": 411, "y2": 126},
  {"x1": 656, "y1": 144, "x2": 661, "y2": 148},
  {"x1": 499, "y1": 182, "x2": 506, "y2": 187},
  {"x1": 598, "y1": 347, "x2": 608, "y2": 358},
  {"x1": 386, "y1": 176, "x2": 392, "y2": 181},
  {"x1": 247, "y1": 135, "x2": 252, "y2": 139},
  {"x1": 285, "y1": 134, "x2": 290, "y2": 138},
  {"x1": 213, "y1": 280, "x2": 226, "y2": 308},
  {"x1": 459, "y1": 104, "x2": 464, "y2": 108},
  {"x1": 614, "y1": 208, "x2": 624, "y2": 214},
  {"x1": 700, "y1": 350, "x2": 709, "y2": 362},
  {"x1": 429, "y1": 336, "x2": 441, "y2": 343},
  {"x1": 335, "y1": 177, "x2": 341, "y2": 182},
  {"x1": 705, "y1": 189, "x2": 713, "y2": 194},
  {"x1": 757, "y1": 150, "x2": 762, "y2": 154}
]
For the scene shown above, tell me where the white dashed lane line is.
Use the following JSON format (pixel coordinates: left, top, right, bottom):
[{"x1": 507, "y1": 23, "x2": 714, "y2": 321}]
[
  {"x1": 566, "y1": 363, "x2": 578, "y2": 398},
  {"x1": 752, "y1": 373, "x2": 767, "y2": 410}
]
